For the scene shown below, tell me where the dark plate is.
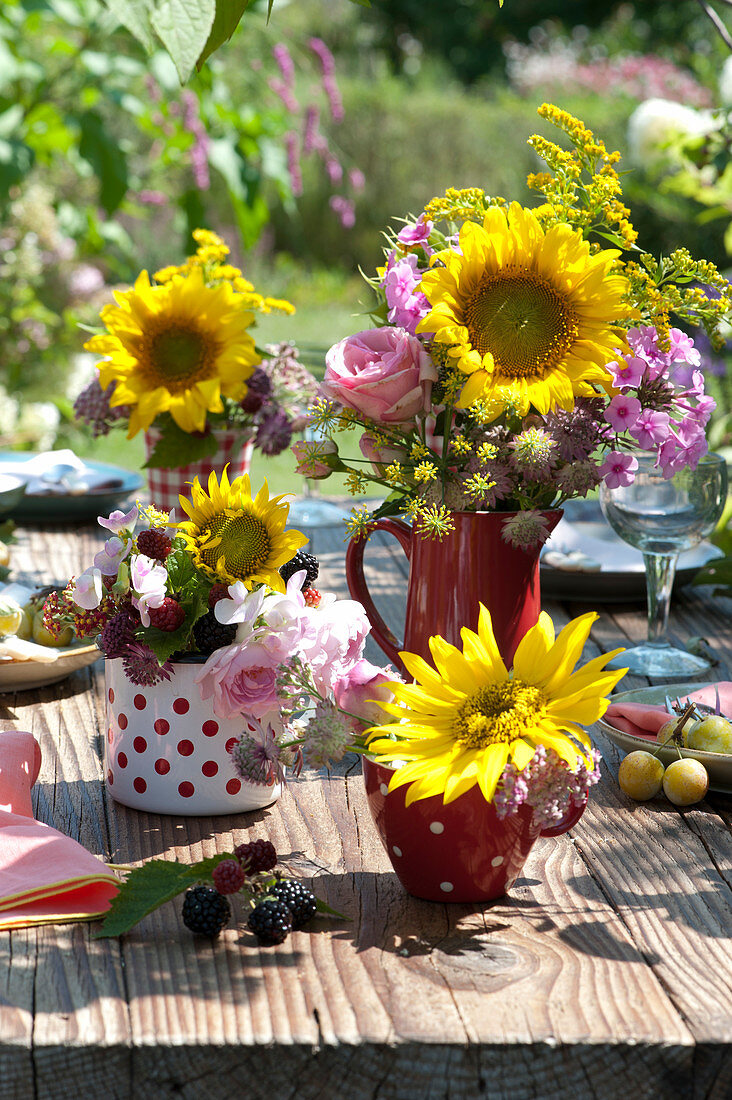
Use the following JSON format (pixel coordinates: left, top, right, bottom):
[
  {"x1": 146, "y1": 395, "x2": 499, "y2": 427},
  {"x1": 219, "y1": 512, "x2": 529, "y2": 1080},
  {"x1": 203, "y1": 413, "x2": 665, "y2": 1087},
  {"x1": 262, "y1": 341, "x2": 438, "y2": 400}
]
[{"x1": 0, "y1": 453, "x2": 143, "y2": 523}]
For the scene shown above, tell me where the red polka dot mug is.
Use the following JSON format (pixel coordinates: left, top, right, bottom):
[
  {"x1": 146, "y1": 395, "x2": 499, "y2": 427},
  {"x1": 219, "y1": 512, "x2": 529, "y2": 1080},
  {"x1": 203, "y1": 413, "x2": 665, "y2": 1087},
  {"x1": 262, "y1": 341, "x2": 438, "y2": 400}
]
[
  {"x1": 362, "y1": 756, "x2": 586, "y2": 903},
  {"x1": 104, "y1": 658, "x2": 283, "y2": 815}
]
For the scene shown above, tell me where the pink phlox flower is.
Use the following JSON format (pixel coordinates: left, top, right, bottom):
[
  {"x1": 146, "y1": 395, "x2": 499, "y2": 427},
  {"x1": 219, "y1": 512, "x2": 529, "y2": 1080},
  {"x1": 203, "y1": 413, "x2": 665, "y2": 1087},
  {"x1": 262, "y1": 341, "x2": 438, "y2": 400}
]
[
  {"x1": 657, "y1": 421, "x2": 708, "y2": 477},
  {"x1": 397, "y1": 214, "x2": 434, "y2": 254},
  {"x1": 604, "y1": 394, "x2": 642, "y2": 432},
  {"x1": 667, "y1": 327, "x2": 701, "y2": 366},
  {"x1": 72, "y1": 567, "x2": 104, "y2": 610},
  {"x1": 599, "y1": 450, "x2": 638, "y2": 489},
  {"x1": 629, "y1": 408, "x2": 671, "y2": 450},
  {"x1": 98, "y1": 505, "x2": 138, "y2": 535},
  {"x1": 606, "y1": 355, "x2": 646, "y2": 389},
  {"x1": 94, "y1": 535, "x2": 132, "y2": 577},
  {"x1": 129, "y1": 554, "x2": 168, "y2": 627}
]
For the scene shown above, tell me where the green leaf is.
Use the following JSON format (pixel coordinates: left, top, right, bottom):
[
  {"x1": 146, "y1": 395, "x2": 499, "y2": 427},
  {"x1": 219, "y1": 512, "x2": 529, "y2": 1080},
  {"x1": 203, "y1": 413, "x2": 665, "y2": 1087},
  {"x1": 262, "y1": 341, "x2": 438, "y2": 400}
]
[
  {"x1": 94, "y1": 854, "x2": 233, "y2": 938},
  {"x1": 314, "y1": 896, "x2": 349, "y2": 919},
  {"x1": 78, "y1": 110, "x2": 129, "y2": 214},
  {"x1": 0, "y1": 136, "x2": 34, "y2": 193},
  {"x1": 151, "y1": 0, "x2": 216, "y2": 84},
  {"x1": 143, "y1": 418, "x2": 219, "y2": 469},
  {"x1": 102, "y1": 0, "x2": 156, "y2": 53},
  {"x1": 196, "y1": 0, "x2": 252, "y2": 70},
  {"x1": 692, "y1": 556, "x2": 732, "y2": 591}
]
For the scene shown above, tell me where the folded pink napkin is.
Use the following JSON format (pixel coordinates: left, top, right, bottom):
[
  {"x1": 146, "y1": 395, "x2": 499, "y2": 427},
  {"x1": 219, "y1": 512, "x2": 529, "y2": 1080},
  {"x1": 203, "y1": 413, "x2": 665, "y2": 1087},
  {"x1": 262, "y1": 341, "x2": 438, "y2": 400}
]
[
  {"x1": 604, "y1": 682, "x2": 732, "y2": 740},
  {"x1": 0, "y1": 730, "x2": 119, "y2": 929}
]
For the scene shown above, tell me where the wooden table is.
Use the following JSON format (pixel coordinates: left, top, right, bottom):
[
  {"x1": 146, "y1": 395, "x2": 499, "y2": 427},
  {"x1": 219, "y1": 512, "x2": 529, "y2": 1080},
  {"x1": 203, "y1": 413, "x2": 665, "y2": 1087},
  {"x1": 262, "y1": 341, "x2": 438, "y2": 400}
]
[{"x1": 2, "y1": 516, "x2": 732, "y2": 1100}]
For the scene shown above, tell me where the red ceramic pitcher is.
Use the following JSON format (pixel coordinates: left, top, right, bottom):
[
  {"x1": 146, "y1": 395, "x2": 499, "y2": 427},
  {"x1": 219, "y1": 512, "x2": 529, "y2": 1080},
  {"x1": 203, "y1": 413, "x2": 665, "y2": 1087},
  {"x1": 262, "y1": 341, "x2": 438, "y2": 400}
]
[{"x1": 346, "y1": 509, "x2": 562, "y2": 672}]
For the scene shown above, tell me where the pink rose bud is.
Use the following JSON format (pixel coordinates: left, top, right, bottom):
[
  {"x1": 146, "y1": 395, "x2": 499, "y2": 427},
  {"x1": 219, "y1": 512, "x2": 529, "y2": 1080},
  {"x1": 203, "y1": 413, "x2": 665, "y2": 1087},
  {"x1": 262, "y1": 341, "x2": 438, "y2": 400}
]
[
  {"x1": 359, "y1": 431, "x2": 408, "y2": 475},
  {"x1": 291, "y1": 438, "x2": 339, "y2": 479},
  {"x1": 333, "y1": 659, "x2": 401, "y2": 732},
  {"x1": 322, "y1": 327, "x2": 438, "y2": 425}
]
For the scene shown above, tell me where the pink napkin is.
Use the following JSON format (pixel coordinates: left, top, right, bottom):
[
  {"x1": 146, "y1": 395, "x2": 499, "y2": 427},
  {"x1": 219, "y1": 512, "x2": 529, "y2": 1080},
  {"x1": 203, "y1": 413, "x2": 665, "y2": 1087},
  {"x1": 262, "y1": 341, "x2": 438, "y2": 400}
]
[
  {"x1": 0, "y1": 730, "x2": 119, "y2": 929},
  {"x1": 603, "y1": 682, "x2": 732, "y2": 740}
]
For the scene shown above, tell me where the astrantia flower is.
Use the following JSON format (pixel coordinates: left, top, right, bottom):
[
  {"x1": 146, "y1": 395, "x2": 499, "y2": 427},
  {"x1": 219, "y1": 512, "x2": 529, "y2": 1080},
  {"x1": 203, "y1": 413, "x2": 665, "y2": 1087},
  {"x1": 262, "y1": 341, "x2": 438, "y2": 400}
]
[
  {"x1": 229, "y1": 721, "x2": 285, "y2": 785},
  {"x1": 417, "y1": 201, "x2": 631, "y2": 415},
  {"x1": 367, "y1": 606, "x2": 625, "y2": 806},
  {"x1": 500, "y1": 510, "x2": 553, "y2": 550},
  {"x1": 84, "y1": 265, "x2": 261, "y2": 437},
  {"x1": 176, "y1": 468, "x2": 307, "y2": 591}
]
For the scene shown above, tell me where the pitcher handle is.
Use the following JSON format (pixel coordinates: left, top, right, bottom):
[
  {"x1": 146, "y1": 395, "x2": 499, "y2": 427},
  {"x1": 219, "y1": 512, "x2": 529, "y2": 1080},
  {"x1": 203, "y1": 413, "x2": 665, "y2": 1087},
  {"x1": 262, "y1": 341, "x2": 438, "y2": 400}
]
[
  {"x1": 539, "y1": 792, "x2": 588, "y2": 837},
  {"x1": 345, "y1": 517, "x2": 412, "y2": 669}
]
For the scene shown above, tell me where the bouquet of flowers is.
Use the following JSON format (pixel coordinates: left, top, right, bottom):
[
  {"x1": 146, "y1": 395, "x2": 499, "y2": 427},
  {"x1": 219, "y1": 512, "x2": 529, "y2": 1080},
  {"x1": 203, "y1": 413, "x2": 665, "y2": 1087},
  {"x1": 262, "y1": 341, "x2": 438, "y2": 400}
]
[
  {"x1": 294, "y1": 104, "x2": 731, "y2": 548},
  {"x1": 42, "y1": 469, "x2": 400, "y2": 778},
  {"x1": 74, "y1": 229, "x2": 319, "y2": 468}
]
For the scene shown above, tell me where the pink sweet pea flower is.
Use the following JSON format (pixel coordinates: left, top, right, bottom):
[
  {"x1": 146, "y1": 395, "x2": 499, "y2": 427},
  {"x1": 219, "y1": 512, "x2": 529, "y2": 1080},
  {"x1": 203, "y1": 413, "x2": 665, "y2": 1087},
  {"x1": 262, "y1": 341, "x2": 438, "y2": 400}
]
[
  {"x1": 605, "y1": 394, "x2": 642, "y2": 432},
  {"x1": 629, "y1": 408, "x2": 671, "y2": 450},
  {"x1": 600, "y1": 451, "x2": 639, "y2": 489},
  {"x1": 98, "y1": 506, "x2": 138, "y2": 535},
  {"x1": 94, "y1": 536, "x2": 131, "y2": 577}
]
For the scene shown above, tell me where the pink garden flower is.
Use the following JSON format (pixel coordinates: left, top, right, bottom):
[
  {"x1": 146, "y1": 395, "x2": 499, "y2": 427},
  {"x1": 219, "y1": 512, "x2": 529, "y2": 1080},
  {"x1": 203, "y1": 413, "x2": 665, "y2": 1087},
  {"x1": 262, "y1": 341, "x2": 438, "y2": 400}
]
[
  {"x1": 606, "y1": 356, "x2": 646, "y2": 388},
  {"x1": 397, "y1": 215, "x2": 433, "y2": 252},
  {"x1": 98, "y1": 506, "x2": 138, "y2": 535},
  {"x1": 629, "y1": 408, "x2": 671, "y2": 450},
  {"x1": 301, "y1": 597, "x2": 371, "y2": 693},
  {"x1": 129, "y1": 554, "x2": 168, "y2": 627},
  {"x1": 72, "y1": 567, "x2": 104, "y2": 610},
  {"x1": 333, "y1": 658, "x2": 401, "y2": 733},
  {"x1": 322, "y1": 327, "x2": 437, "y2": 424},
  {"x1": 604, "y1": 394, "x2": 641, "y2": 432},
  {"x1": 599, "y1": 451, "x2": 639, "y2": 489},
  {"x1": 195, "y1": 640, "x2": 283, "y2": 723},
  {"x1": 94, "y1": 536, "x2": 131, "y2": 577},
  {"x1": 291, "y1": 438, "x2": 339, "y2": 479}
]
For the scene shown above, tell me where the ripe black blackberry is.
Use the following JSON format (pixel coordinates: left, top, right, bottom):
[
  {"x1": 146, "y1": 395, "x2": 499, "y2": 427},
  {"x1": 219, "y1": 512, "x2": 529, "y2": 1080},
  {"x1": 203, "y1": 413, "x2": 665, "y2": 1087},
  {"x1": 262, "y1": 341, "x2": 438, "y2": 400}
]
[
  {"x1": 193, "y1": 609, "x2": 237, "y2": 655},
  {"x1": 248, "y1": 899, "x2": 292, "y2": 946},
  {"x1": 234, "y1": 838, "x2": 277, "y2": 873},
  {"x1": 271, "y1": 879, "x2": 318, "y2": 930},
  {"x1": 136, "y1": 528, "x2": 172, "y2": 562},
  {"x1": 181, "y1": 885, "x2": 231, "y2": 937},
  {"x1": 279, "y1": 550, "x2": 319, "y2": 590}
]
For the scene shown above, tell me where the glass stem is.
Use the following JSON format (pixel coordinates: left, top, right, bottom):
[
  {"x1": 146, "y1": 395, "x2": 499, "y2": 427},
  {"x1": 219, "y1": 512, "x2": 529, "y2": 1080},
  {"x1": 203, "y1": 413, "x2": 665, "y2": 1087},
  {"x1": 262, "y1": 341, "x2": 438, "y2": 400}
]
[{"x1": 643, "y1": 551, "x2": 678, "y2": 647}]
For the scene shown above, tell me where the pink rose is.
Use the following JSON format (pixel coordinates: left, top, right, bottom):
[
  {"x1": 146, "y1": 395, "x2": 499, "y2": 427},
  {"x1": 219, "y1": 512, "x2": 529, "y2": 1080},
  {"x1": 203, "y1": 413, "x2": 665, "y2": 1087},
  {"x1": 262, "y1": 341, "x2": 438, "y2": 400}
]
[
  {"x1": 322, "y1": 327, "x2": 438, "y2": 425},
  {"x1": 333, "y1": 659, "x2": 401, "y2": 732},
  {"x1": 195, "y1": 641, "x2": 282, "y2": 722}
]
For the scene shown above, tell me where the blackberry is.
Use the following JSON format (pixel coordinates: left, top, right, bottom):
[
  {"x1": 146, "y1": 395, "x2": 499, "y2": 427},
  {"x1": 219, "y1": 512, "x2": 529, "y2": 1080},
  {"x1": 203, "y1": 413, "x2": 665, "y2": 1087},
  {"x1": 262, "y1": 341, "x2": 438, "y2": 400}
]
[
  {"x1": 193, "y1": 610, "x2": 237, "y2": 655},
  {"x1": 234, "y1": 838, "x2": 277, "y2": 873},
  {"x1": 212, "y1": 859, "x2": 247, "y2": 896},
  {"x1": 181, "y1": 885, "x2": 231, "y2": 937},
  {"x1": 279, "y1": 551, "x2": 319, "y2": 590},
  {"x1": 136, "y1": 528, "x2": 172, "y2": 562},
  {"x1": 148, "y1": 597, "x2": 185, "y2": 632},
  {"x1": 271, "y1": 879, "x2": 318, "y2": 930},
  {"x1": 248, "y1": 899, "x2": 292, "y2": 946}
]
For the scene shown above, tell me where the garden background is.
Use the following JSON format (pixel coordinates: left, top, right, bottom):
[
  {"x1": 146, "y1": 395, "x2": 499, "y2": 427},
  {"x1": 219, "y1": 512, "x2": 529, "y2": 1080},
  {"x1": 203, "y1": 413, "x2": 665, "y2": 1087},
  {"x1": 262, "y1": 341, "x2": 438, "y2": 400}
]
[{"x1": 4, "y1": 0, "x2": 732, "y2": 496}]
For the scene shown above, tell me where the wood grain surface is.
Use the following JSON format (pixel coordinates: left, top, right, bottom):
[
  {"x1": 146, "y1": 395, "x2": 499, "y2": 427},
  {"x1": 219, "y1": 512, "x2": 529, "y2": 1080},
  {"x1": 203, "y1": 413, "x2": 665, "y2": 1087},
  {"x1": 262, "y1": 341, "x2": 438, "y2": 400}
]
[{"x1": 1, "y1": 516, "x2": 731, "y2": 1099}]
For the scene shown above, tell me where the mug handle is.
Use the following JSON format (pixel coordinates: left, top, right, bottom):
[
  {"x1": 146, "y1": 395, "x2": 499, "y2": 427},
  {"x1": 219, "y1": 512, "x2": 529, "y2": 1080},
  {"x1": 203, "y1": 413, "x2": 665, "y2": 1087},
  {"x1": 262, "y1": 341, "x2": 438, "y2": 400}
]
[
  {"x1": 539, "y1": 792, "x2": 588, "y2": 837},
  {"x1": 345, "y1": 517, "x2": 412, "y2": 669}
]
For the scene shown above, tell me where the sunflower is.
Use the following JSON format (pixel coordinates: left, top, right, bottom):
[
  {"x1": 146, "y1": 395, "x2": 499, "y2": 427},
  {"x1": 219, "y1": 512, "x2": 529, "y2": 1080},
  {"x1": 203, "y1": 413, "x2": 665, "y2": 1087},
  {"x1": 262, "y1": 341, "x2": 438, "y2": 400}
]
[
  {"x1": 416, "y1": 202, "x2": 631, "y2": 416},
  {"x1": 176, "y1": 468, "x2": 308, "y2": 592},
  {"x1": 367, "y1": 606, "x2": 626, "y2": 806},
  {"x1": 84, "y1": 266, "x2": 261, "y2": 437}
]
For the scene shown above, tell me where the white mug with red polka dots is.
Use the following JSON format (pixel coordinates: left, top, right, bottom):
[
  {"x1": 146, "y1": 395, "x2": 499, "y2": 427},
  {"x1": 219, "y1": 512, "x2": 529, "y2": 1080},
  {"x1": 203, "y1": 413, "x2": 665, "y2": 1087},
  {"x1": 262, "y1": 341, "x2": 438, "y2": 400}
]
[{"x1": 104, "y1": 658, "x2": 283, "y2": 815}]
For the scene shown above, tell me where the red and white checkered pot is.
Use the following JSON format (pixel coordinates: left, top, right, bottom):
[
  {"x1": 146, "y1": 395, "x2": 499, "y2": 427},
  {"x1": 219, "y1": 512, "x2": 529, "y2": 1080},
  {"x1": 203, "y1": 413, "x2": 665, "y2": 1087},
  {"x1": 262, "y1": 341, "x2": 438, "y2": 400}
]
[
  {"x1": 144, "y1": 427, "x2": 254, "y2": 512},
  {"x1": 104, "y1": 658, "x2": 283, "y2": 815}
]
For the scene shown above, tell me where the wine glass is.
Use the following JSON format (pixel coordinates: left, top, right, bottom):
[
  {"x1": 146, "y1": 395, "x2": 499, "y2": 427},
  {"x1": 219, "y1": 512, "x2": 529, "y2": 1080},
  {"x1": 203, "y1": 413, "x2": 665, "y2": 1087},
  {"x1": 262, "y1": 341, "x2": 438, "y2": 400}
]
[{"x1": 599, "y1": 452, "x2": 728, "y2": 678}]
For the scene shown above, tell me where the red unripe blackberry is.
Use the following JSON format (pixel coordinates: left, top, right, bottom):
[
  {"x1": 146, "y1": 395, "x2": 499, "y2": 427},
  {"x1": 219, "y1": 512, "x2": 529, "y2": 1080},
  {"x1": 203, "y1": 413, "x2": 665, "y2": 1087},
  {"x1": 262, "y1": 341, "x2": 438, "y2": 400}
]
[
  {"x1": 234, "y1": 838, "x2": 277, "y2": 873},
  {"x1": 148, "y1": 597, "x2": 185, "y2": 632},
  {"x1": 136, "y1": 528, "x2": 172, "y2": 562},
  {"x1": 212, "y1": 859, "x2": 247, "y2": 895},
  {"x1": 208, "y1": 584, "x2": 230, "y2": 608},
  {"x1": 303, "y1": 587, "x2": 321, "y2": 608}
]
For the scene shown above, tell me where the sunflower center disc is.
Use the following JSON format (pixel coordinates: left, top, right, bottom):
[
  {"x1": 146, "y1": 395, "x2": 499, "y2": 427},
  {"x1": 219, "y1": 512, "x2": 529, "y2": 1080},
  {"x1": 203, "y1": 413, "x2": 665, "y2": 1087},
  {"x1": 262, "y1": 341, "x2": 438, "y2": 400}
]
[
  {"x1": 148, "y1": 324, "x2": 212, "y2": 389},
  {"x1": 455, "y1": 680, "x2": 546, "y2": 748},
  {"x1": 200, "y1": 512, "x2": 271, "y2": 579},
  {"x1": 464, "y1": 269, "x2": 579, "y2": 379}
]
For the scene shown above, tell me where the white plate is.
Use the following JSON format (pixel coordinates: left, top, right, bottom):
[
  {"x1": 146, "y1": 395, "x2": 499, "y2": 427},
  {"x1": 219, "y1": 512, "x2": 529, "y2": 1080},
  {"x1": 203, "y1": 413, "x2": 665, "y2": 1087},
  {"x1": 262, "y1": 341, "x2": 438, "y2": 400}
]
[
  {"x1": 598, "y1": 682, "x2": 732, "y2": 794},
  {"x1": 541, "y1": 499, "x2": 723, "y2": 602},
  {"x1": 0, "y1": 642, "x2": 101, "y2": 692}
]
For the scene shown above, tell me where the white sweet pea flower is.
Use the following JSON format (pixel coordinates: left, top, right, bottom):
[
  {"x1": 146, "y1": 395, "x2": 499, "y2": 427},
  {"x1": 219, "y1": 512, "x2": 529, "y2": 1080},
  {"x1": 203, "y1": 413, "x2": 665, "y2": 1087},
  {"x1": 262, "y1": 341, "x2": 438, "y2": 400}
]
[
  {"x1": 73, "y1": 567, "x2": 104, "y2": 610},
  {"x1": 130, "y1": 554, "x2": 168, "y2": 627}
]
